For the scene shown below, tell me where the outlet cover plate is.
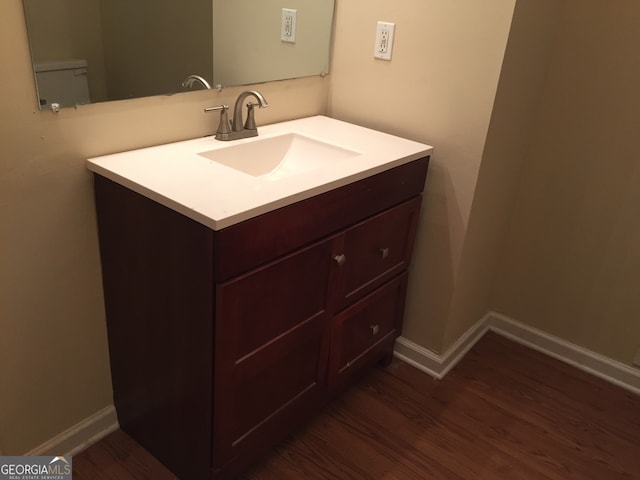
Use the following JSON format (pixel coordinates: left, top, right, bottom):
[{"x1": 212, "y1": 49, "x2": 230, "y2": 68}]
[
  {"x1": 374, "y1": 21, "x2": 395, "y2": 60},
  {"x1": 281, "y1": 8, "x2": 297, "y2": 43}
]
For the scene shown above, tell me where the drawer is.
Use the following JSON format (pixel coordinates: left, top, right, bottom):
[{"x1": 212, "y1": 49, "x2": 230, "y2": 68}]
[
  {"x1": 329, "y1": 273, "x2": 408, "y2": 387},
  {"x1": 231, "y1": 329, "x2": 325, "y2": 444},
  {"x1": 216, "y1": 237, "x2": 334, "y2": 361},
  {"x1": 213, "y1": 309, "x2": 329, "y2": 468},
  {"x1": 334, "y1": 196, "x2": 420, "y2": 308}
]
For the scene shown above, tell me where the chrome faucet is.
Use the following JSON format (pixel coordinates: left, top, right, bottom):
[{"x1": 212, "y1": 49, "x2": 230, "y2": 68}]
[
  {"x1": 204, "y1": 90, "x2": 269, "y2": 141},
  {"x1": 182, "y1": 74, "x2": 211, "y2": 90},
  {"x1": 231, "y1": 90, "x2": 269, "y2": 133}
]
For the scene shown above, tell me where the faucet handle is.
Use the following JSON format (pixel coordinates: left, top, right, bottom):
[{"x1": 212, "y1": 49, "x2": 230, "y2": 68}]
[
  {"x1": 244, "y1": 102, "x2": 257, "y2": 130},
  {"x1": 204, "y1": 105, "x2": 231, "y2": 135}
]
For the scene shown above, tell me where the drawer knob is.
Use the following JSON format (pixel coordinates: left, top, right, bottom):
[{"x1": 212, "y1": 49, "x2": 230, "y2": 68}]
[
  {"x1": 333, "y1": 253, "x2": 347, "y2": 267},
  {"x1": 380, "y1": 247, "x2": 390, "y2": 259},
  {"x1": 370, "y1": 324, "x2": 380, "y2": 335}
]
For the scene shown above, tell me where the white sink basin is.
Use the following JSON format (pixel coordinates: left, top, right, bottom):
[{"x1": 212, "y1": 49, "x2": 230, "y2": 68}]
[{"x1": 197, "y1": 133, "x2": 361, "y2": 180}]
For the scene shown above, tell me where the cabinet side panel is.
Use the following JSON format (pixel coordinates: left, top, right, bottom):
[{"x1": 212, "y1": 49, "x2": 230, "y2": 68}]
[{"x1": 94, "y1": 175, "x2": 214, "y2": 480}]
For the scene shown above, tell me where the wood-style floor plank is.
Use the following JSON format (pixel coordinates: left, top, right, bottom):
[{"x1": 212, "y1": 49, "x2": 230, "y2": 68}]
[
  {"x1": 73, "y1": 333, "x2": 640, "y2": 479},
  {"x1": 72, "y1": 429, "x2": 177, "y2": 480}
]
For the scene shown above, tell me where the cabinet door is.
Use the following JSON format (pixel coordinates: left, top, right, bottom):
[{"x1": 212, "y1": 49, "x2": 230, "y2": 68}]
[
  {"x1": 333, "y1": 196, "x2": 420, "y2": 309},
  {"x1": 212, "y1": 237, "x2": 336, "y2": 469},
  {"x1": 329, "y1": 273, "x2": 408, "y2": 388}
]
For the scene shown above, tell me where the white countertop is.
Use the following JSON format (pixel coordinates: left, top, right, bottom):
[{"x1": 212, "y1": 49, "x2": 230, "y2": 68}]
[{"x1": 87, "y1": 115, "x2": 433, "y2": 230}]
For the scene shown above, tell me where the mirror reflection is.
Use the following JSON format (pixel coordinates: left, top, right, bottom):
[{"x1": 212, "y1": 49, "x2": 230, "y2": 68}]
[{"x1": 22, "y1": 0, "x2": 334, "y2": 110}]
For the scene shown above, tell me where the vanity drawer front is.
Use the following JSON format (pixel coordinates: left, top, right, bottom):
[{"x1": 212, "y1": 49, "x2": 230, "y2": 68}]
[
  {"x1": 213, "y1": 295, "x2": 330, "y2": 469},
  {"x1": 230, "y1": 327, "x2": 324, "y2": 444},
  {"x1": 329, "y1": 273, "x2": 408, "y2": 387},
  {"x1": 216, "y1": 237, "x2": 335, "y2": 361},
  {"x1": 213, "y1": 238, "x2": 334, "y2": 468},
  {"x1": 336, "y1": 196, "x2": 420, "y2": 308}
]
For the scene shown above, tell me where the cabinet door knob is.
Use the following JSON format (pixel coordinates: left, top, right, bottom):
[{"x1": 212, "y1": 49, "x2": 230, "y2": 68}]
[
  {"x1": 333, "y1": 253, "x2": 347, "y2": 267},
  {"x1": 380, "y1": 247, "x2": 390, "y2": 259},
  {"x1": 370, "y1": 324, "x2": 380, "y2": 335}
]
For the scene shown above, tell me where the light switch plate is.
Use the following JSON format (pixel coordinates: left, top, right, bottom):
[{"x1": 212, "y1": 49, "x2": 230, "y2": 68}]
[
  {"x1": 281, "y1": 8, "x2": 297, "y2": 43},
  {"x1": 374, "y1": 21, "x2": 395, "y2": 60}
]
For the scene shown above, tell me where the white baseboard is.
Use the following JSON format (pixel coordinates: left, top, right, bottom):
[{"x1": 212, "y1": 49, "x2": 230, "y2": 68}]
[
  {"x1": 394, "y1": 311, "x2": 640, "y2": 396},
  {"x1": 488, "y1": 312, "x2": 640, "y2": 396},
  {"x1": 394, "y1": 313, "x2": 490, "y2": 379},
  {"x1": 26, "y1": 405, "x2": 119, "y2": 457}
]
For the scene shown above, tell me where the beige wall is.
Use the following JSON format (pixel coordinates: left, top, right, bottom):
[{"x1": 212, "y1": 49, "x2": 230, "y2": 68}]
[
  {"x1": 329, "y1": 0, "x2": 516, "y2": 353},
  {"x1": 0, "y1": 0, "x2": 328, "y2": 454},
  {"x1": 492, "y1": 0, "x2": 640, "y2": 365},
  {"x1": 213, "y1": 0, "x2": 333, "y2": 87},
  {"x1": 441, "y1": 0, "x2": 563, "y2": 347}
]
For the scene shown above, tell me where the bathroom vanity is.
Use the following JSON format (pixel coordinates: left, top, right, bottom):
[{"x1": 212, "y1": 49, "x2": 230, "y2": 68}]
[{"x1": 88, "y1": 116, "x2": 432, "y2": 479}]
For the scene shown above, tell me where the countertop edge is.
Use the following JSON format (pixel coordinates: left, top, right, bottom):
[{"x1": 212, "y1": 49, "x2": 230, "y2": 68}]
[{"x1": 88, "y1": 150, "x2": 432, "y2": 231}]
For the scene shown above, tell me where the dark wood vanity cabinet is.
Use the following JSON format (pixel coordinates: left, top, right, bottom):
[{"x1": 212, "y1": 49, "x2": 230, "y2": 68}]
[{"x1": 93, "y1": 156, "x2": 429, "y2": 480}]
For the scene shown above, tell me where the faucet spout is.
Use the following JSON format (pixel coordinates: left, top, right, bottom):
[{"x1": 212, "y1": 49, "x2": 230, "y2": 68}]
[
  {"x1": 182, "y1": 74, "x2": 211, "y2": 90},
  {"x1": 232, "y1": 90, "x2": 269, "y2": 132}
]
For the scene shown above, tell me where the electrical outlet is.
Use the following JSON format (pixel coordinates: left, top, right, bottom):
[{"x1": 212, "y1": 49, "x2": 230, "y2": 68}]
[
  {"x1": 281, "y1": 8, "x2": 297, "y2": 43},
  {"x1": 633, "y1": 348, "x2": 640, "y2": 368},
  {"x1": 374, "y1": 21, "x2": 395, "y2": 60}
]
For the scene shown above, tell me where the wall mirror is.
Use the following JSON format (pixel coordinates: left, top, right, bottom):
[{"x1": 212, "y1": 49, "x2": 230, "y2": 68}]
[{"x1": 22, "y1": 0, "x2": 335, "y2": 110}]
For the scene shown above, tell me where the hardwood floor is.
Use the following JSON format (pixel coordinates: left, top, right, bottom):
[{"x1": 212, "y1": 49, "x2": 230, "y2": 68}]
[{"x1": 73, "y1": 333, "x2": 640, "y2": 479}]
